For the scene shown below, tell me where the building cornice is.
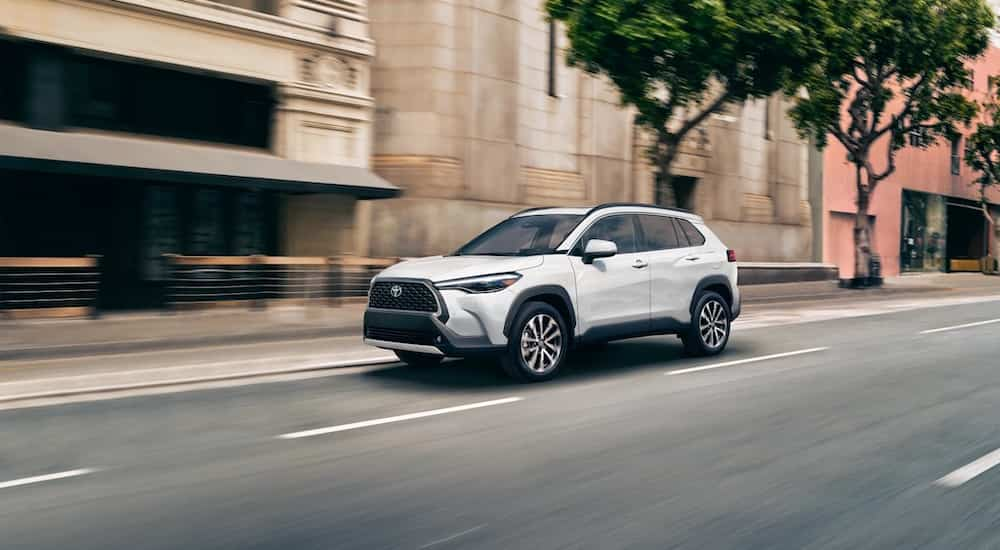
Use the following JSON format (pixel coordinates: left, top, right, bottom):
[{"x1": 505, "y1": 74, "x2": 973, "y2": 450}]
[{"x1": 85, "y1": 0, "x2": 375, "y2": 58}]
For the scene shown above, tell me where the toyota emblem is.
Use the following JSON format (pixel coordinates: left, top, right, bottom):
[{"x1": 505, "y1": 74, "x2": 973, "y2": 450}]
[{"x1": 390, "y1": 284, "x2": 403, "y2": 298}]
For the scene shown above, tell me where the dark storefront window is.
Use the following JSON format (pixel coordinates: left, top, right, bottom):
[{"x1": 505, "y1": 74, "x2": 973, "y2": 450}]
[
  {"x1": 234, "y1": 191, "x2": 267, "y2": 255},
  {"x1": 190, "y1": 189, "x2": 226, "y2": 256},
  {"x1": 143, "y1": 186, "x2": 180, "y2": 281},
  {"x1": 900, "y1": 190, "x2": 947, "y2": 273},
  {"x1": 0, "y1": 40, "x2": 274, "y2": 148}
]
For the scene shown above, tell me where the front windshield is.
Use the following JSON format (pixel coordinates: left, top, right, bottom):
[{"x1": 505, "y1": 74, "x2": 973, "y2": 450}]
[{"x1": 456, "y1": 214, "x2": 584, "y2": 256}]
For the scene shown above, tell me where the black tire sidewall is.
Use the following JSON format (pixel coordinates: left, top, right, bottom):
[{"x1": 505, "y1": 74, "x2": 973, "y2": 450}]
[
  {"x1": 502, "y1": 302, "x2": 569, "y2": 381},
  {"x1": 685, "y1": 291, "x2": 732, "y2": 356}
]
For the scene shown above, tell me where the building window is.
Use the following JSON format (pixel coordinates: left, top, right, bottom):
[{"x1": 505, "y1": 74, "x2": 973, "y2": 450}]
[
  {"x1": 208, "y1": 0, "x2": 278, "y2": 15},
  {"x1": 547, "y1": 20, "x2": 558, "y2": 98},
  {"x1": 764, "y1": 98, "x2": 771, "y2": 140},
  {"x1": 909, "y1": 127, "x2": 929, "y2": 147},
  {"x1": 951, "y1": 137, "x2": 962, "y2": 175}
]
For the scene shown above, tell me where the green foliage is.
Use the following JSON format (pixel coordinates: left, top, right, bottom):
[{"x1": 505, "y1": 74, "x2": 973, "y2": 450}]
[
  {"x1": 786, "y1": 0, "x2": 994, "y2": 186},
  {"x1": 965, "y1": 77, "x2": 1000, "y2": 197},
  {"x1": 546, "y1": 0, "x2": 831, "y2": 165}
]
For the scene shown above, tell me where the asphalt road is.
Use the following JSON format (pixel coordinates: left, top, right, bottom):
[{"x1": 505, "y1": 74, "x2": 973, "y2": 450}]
[{"x1": 2, "y1": 300, "x2": 1000, "y2": 549}]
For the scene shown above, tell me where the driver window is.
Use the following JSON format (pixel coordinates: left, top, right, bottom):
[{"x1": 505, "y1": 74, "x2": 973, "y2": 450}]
[{"x1": 578, "y1": 215, "x2": 637, "y2": 254}]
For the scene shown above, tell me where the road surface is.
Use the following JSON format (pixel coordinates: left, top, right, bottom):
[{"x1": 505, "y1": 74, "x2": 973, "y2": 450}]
[{"x1": 2, "y1": 299, "x2": 1000, "y2": 549}]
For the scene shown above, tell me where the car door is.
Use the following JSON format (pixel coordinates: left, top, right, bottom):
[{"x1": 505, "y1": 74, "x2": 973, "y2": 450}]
[
  {"x1": 635, "y1": 214, "x2": 692, "y2": 328},
  {"x1": 569, "y1": 214, "x2": 651, "y2": 341},
  {"x1": 672, "y1": 218, "x2": 724, "y2": 323}
]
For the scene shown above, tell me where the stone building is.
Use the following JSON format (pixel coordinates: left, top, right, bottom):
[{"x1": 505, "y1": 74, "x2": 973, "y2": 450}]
[
  {"x1": 361, "y1": 0, "x2": 818, "y2": 262},
  {"x1": 0, "y1": 0, "x2": 393, "y2": 309}
]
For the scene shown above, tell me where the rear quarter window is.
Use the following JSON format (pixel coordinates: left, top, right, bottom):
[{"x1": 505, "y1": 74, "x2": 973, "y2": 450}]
[{"x1": 676, "y1": 219, "x2": 706, "y2": 246}]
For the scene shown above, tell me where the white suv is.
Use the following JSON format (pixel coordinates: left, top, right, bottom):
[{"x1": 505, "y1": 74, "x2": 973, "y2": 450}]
[{"x1": 364, "y1": 203, "x2": 740, "y2": 381}]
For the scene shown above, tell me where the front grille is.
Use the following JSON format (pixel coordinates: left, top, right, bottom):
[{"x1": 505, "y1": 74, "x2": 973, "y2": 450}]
[
  {"x1": 369, "y1": 281, "x2": 438, "y2": 312},
  {"x1": 366, "y1": 327, "x2": 437, "y2": 345}
]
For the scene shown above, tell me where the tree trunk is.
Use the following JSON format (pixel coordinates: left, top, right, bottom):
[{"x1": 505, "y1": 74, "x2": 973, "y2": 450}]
[
  {"x1": 655, "y1": 139, "x2": 680, "y2": 207},
  {"x1": 853, "y1": 165, "x2": 873, "y2": 281}
]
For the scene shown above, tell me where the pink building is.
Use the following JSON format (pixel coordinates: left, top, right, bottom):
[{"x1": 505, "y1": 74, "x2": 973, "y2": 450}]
[{"x1": 823, "y1": 48, "x2": 1000, "y2": 279}]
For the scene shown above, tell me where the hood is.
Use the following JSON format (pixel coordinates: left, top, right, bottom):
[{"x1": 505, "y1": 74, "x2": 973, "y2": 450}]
[{"x1": 377, "y1": 255, "x2": 545, "y2": 283}]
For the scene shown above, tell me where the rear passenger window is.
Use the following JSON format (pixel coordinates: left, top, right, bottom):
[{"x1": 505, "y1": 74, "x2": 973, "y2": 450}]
[
  {"x1": 637, "y1": 215, "x2": 680, "y2": 251},
  {"x1": 676, "y1": 219, "x2": 706, "y2": 246}
]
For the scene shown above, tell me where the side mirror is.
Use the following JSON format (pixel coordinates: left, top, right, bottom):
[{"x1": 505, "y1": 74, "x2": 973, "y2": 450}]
[{"x1": 583, "y1": 239, "x2": 617, "y2": 264}]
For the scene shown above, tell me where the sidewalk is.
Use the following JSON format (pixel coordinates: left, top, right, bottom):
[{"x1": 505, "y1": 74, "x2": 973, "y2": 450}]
[
  {"x1": 0, "y1": 304, "x2": 364, "y2": 361},
  {"x1": 1, "y1": 273, "x2": 996, "y2": 362}
]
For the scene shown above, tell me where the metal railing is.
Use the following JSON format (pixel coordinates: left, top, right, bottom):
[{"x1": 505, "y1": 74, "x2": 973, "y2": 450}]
[
  {"x1": 163, "y1": 255, "x2": 397, "y2": 310},
  {"x1": 330, "y1": 256, "x2": 398, "y2": 303},
  {"x1": 0, "y1": 256, "x2": 101, "y2": 319}
]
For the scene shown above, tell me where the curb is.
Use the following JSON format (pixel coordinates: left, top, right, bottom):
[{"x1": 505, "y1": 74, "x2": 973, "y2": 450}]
[
  {"x1": 0, "y1": 325, "x2": 360, "y2": 362},
  {"x1": 0, "y1": 354, "x2": 399, "y2": 406},
  {"x1": 741, "y1": 285, "x2": 949, "y2": 305}
]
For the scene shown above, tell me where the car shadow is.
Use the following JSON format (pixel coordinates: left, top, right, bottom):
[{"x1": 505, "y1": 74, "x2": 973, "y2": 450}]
[{"x1": 362, "y1": 335, "x2": 760, "y2": 390}]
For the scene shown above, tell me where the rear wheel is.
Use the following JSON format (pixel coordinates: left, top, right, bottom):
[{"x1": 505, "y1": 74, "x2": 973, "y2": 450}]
[
  {"x1": 681, "y1": 291, "x2": 731, "y2": 357},
  {"x1": 395, "y1": 350, "x2": 444, "y2": 367},
  {"x1": 500, "y1": 302, "x2": 568, "y2": 382}
]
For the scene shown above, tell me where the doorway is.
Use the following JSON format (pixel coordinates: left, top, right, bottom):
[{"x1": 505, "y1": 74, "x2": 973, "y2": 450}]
[{"x1": 946, "y1": 201, "x2": 987, "y2": 272}]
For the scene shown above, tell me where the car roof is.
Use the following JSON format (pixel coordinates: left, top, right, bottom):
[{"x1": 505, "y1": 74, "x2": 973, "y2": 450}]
[{"x1": 512, "y1": 203, "x2": 703, "y2": 222}]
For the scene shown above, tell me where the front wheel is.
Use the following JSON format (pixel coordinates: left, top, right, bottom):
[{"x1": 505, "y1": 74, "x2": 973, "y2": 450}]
[
  {"x1": 682, "y1": 291, "x2": 731, "y2": 357},
  {"x1": 395, "y1": 350, "x2": 444, "y2": 367},
  {"x1": 500, "y1": 302, "x2": 568, "y2": 382}
]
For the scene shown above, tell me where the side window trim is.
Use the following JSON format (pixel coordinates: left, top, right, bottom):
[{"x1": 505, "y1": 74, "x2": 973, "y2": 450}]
[
  {"x1": 633, "y1": 214, "x2": 649, "y2": 252},
  {"x1": 671, "y1": 217, "x2": 691, "y2": 247}
]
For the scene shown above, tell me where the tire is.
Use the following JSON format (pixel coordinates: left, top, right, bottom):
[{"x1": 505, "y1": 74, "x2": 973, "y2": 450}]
[
  {"x1": 500, "y1": 302, "x2": 569, "y2": 382},
  {"x1": 394, "y1": 350, "x2": 444, "y2": 367},
  {"x1": 681, "y1": 291, "x2": 732, "y2": 357}
]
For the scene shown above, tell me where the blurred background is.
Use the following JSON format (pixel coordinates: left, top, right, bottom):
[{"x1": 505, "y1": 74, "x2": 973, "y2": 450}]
[
  {"x1": 3, "y1": 0, "x2": 996, "y2": 318},
  {"x1": 3, "y1": 2, "x2": 1000, "y2": 549}
]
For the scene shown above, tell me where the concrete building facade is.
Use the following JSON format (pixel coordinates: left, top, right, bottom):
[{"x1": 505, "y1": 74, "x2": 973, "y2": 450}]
[
  {"x1": 0, "y1": 0, "x2": 394, "y2": 309},
  {"x1": 361, "y1": 0, "x2": 817, "y2": 263}
]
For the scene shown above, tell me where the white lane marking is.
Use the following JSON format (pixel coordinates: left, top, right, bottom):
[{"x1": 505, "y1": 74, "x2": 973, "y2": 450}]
[
  {"x1": 935, "y1": 448, "x2": 1000, "y2": 488},
  {"x1": 667, "y1": 347, "x2": 830, "y2": 376},
  {"x1": 278, "y1": 397, "x2": 524, "y2": 439},
  {"x1": 0, "y1": 468, "x2": 97, "y2": 490},
  {"x1": 418, "y1": 524, "x2": 487, "y2": 549},
  {"x1": 920, "y1": 318, "x2": 1000, "y2": 335}
]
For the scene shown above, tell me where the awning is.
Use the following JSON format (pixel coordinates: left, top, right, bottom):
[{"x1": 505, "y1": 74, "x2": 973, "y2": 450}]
[{"x1": 0, "y1": 124, "x2": 399, "y2": 198}]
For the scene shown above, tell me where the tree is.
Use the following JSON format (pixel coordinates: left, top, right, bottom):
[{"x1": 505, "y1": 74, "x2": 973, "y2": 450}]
[
  {"x1": 545, "y1": 0, "x2": 831, "y2": 206},
  {"x1": 786, "y1": 0, "x2": 994, "y2": 283},
  {"x1": 964, "y1": 76, "x2": 1000, "y2": 265}
]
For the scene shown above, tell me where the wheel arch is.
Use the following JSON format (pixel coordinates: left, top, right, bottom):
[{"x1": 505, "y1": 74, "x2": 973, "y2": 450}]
[
  {"x1": 502, "y1": 285, "x2": 576, "y2": 338},
  {"x1": 689, "y1": 275, "x2": 734, "y2": 318}
]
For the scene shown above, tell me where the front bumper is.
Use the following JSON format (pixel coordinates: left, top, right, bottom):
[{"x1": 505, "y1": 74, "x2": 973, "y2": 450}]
[{"x1": 364, "y1": 308, "x2": 502, "y2": 357}]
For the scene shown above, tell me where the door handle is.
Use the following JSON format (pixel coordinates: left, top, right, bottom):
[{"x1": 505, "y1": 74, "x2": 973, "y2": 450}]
[
  {"x1": 685, "y1": 256, "x2": 700, "y2": 262},
  {"x1": 632, "y1": 259, "x2": 649, "y2": 269}
]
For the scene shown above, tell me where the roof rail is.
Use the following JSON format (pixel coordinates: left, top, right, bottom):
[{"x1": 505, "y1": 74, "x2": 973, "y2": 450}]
[
  {"x1": 510, "y1": 206, "x2": 557, "y2": 217},
  {"x1": 585, "y1": 202, "x2": 692, "y2": 216}
]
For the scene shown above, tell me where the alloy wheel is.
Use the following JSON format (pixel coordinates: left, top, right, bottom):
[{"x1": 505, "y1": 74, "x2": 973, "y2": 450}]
[
  {"x1": 699, "y1": 299, "x2": 729, "y2": 349},
  {"x1": 520, "y1": 313, "x2": 563, "y2": 373}
]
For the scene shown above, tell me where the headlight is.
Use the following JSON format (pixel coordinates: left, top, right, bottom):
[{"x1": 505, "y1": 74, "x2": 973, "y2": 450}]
[{"x1": 435, "y1": 273, "x2": 522, "y2": 293}]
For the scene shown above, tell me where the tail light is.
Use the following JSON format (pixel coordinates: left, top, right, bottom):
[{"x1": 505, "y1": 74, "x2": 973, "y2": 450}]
[{"x1": 726, "y1": 249, "x2": 737, "y2": 262}]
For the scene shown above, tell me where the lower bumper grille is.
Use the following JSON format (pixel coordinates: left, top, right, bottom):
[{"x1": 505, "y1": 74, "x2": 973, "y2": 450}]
[{"x1": 366, "y1": 326, "x2": 438, "y2": 346}]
